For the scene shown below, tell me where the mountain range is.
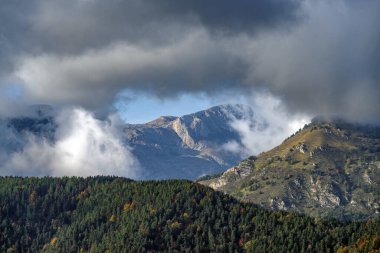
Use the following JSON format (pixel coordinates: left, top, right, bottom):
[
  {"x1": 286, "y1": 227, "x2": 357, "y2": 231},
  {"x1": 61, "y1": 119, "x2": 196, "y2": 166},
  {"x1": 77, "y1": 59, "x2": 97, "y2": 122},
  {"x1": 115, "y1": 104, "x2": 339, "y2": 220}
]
[
  {"x1": 2, "y1": 105, "x2": 380, "y2": 220},
  {"x1": 199, "y1": 118, "x2": 380, "y2": 220},
  {"x1": 123, "y1": 104, "x2": 254, "y2": 179},
  {"x1": 0, "y1": 104, "x2": 256, "y2": 179},
  {"x1": 1, "y1": 109, "x2": 379, "y2": 250}
]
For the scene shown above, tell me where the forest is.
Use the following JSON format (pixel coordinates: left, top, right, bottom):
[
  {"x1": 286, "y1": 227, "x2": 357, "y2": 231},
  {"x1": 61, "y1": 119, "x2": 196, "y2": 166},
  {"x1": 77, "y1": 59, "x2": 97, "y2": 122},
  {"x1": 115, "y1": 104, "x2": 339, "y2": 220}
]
[{"x1": 0, "y1": 176, "x2": 378, "y2": 253}]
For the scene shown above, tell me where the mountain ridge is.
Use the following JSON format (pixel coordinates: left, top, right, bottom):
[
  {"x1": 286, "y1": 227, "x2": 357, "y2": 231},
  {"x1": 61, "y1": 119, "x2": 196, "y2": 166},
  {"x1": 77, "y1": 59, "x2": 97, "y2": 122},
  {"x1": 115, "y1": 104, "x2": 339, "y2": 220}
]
[
  {"x1": 199, "y1": 118, "x2": 380, "y2": 220},
  {"x1": 1, "y1": 104, "x2": 257, "y2": 180},
  {"x1": 123, "y1": 104, "x2": 255, "y2": 179}
]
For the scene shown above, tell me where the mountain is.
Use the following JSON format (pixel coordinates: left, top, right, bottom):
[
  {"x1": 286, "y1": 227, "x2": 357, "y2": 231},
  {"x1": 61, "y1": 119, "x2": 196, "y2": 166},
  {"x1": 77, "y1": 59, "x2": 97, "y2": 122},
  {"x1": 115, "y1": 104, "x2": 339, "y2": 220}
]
[
  {"x1": 123, "y1": 104, "x2": 254, "y2": 179},
  {"x1": 199, "y1": 118, "x2": 380, "y2": 220},
  {"x1": 0, "y1": 176, "x2": 378, "y2": 252},
  {"x1": 1, "y1": 104, "x2": 255, "y2": 179},
  {"x1": 0, "y1": 105, "x2": 56, "y2": 154}
]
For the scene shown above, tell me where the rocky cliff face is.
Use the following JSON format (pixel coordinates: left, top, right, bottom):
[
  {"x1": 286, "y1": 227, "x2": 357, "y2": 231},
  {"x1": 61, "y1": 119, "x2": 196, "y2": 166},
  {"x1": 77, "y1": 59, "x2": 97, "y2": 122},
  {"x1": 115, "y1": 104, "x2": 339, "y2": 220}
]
[
  {"x1": 123, "y1": 104, "x2": 255, "y2": 179},
  {"x1": 199, "y1": 119, "x2": 380, "y2": 220}
]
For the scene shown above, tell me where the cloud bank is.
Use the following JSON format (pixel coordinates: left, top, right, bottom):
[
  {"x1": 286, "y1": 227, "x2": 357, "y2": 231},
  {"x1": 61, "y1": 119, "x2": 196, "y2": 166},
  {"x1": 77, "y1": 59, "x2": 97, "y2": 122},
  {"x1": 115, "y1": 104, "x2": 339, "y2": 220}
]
[
  {"x1": 222, "y1": 92, "x2": 310, "y2": 157},
  {"x1": 0, "y1": 108, "x2": 140, "y2": 178},
  {"x1": 0, "y1": 0, "x2": 379, "y2": 177},
  {"x1": 1, "y1": 0, "x2": 377, "y2": 122},
  {"x1": 246, "y1": 0, "x2": 380, "y2": 122},
  {"x1": 3, "y1": 0, "x2": 300, "y2": 110}
]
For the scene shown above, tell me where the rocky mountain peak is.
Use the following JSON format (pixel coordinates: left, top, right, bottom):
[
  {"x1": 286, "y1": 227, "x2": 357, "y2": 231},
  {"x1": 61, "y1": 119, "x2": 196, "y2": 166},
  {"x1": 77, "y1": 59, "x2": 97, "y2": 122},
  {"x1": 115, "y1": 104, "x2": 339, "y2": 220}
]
[
  {"x1": 190, "y1": 104, "x2": 254, "y2": 121},
  {"x1": 124, "y1": 104, "x2": 256, "y2": 179},
  {"x1": 147, "y1": 116, "x2": 177, "y2": 127}
]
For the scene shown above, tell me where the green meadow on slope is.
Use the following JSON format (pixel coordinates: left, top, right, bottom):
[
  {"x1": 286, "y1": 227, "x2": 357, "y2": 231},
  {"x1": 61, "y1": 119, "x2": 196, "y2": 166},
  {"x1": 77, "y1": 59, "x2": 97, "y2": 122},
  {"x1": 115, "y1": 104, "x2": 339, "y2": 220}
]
[{"x1": 0, "y1": 177, "x2": 379, "y2": 253}]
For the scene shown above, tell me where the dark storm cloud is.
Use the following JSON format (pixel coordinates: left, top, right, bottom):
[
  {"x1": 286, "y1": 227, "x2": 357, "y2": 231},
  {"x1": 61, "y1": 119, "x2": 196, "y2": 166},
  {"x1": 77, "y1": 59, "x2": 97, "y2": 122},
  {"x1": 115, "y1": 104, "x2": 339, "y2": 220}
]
[
  {"x1": 143, "y1": 0, "x2": 301, "y2": 34},
  {"x1": 0, "y1": 0, "x2": 300, "y2": 105},
  {"x1": 0, "y1": 0, "x2": 301, "y2": 55},
  {"x1": 0, "y1": 0, "x2": 35, "y2": 73},
  {"x1": 0, "y1": 0, "x2": 379, "y2": 122},
  {"x1": 0, "y1": 0, "x2": 301, "y2": 110},
  {"x1": 246, "y1": 0, "x2": 380, "y2": 122}
]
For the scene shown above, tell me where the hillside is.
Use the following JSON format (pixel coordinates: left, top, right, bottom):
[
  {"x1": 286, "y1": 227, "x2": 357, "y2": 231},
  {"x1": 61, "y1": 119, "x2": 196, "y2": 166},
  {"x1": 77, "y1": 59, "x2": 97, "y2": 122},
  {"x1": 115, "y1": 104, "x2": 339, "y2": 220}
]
[
  {"x1": 0, "y1": 176, "x2": 379, "y2": 253},
  {"x1": 123, "y1": 104, "x2": 254, "y2": 179},
  {"x1": 199, "y1": 118, "x2": 380, "y2": 220}
]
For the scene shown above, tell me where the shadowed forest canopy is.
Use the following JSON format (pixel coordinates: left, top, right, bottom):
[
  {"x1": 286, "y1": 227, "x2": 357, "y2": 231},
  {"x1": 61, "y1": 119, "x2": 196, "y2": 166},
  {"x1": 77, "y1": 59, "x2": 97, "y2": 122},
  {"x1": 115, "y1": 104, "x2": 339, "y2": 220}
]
[{"x1": 0, "y1": 176, "x2": 378, "y2": 252}]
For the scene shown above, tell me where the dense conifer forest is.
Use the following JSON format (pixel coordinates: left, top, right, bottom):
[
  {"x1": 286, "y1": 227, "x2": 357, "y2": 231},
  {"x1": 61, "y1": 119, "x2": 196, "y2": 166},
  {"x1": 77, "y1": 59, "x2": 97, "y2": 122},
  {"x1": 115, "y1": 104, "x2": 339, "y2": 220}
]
[{"x1": 0, "y1": 176, "x2": 378, "y2": 252}]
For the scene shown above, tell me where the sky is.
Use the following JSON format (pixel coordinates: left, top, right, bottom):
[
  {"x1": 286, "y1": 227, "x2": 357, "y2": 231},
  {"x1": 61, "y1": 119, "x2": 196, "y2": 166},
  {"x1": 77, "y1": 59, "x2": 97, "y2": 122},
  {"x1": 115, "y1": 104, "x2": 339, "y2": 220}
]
[
  {"x1": 114, "y1": 93, "x2": 213, "y2": 123},
  {"x1": 0, "y1": 0, "x2": 378, "y2": 122},
  {"x1": 0, "y1": 0, "x2": 379, "y2": 177}
]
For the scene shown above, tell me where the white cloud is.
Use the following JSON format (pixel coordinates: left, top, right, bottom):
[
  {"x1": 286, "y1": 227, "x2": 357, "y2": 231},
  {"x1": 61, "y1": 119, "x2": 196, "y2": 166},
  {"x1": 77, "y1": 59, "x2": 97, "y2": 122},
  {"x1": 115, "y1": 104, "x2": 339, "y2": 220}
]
[
  {"x1": 14, "y1": 30, "x2": 244, "y2": 109},
  {"x1": 1, "y1": 107, "x2": 141, "y2": 178},
  {"x1": 223, "y1": 92, "x2": 310, "y2": 157}
]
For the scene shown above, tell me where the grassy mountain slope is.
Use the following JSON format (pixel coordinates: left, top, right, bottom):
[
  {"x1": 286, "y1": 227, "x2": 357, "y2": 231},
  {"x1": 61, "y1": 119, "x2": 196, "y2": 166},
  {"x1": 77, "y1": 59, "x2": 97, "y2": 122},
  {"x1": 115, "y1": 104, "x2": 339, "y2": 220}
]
[
  {"x1": 0, "y1": 176, "x2": 379, "y2": 252},
  {"x1": 199, "y1": 119, "x2": 380, "y2": 220}
]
